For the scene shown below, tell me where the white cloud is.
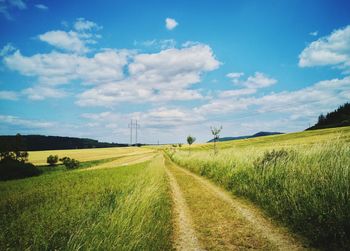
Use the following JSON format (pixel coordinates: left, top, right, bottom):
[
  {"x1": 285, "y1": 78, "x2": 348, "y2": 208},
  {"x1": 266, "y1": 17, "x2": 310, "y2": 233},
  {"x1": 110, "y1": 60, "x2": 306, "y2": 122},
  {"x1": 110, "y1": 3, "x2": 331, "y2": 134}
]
[
  {"x1": 299, "y1": 25, "x2": 350, "y2": 72},
  {"x1": 218, "y1": 88, "x2": 256, "y2": 98},
  {"x1": 83, "y1": 106, "x2": 204, "y2": 131},
  {"x1": 309, "y1": 31, "x2": 318, "y2": 36},
  {"x1": 77, "y1": 44, "x2": 220, "y2": 106},
  {"x1": 199, "y1": 76, "x2": 350, "y2": 118},
  {"x1": 22, "y1": 86, "x2": 67, "y2": 100},
  {"x1": 227, "y1": 71, "x2": 276, "y2": 88},
  {"x1": 134, "y1": 39, "x2": 176, "y2": 49},
  {"x1": 165, "y1": 18, "x2": 178, "y2": 30},
  {"x1": 37, "y1": 18, "x2": 102, "y2": 54},
  {"x1": 227, "y1": 72, "x2": 244, "y2": 79},
  {"x1": 0, "y1": 114, "x2": 54, "y2": 129},
  {"x1": 0, "y1": 43, "x2": 15, "y2": 56},
  {"x1": 243, "y1": 72, "x2": 277, "y2": 89},
  {"x1": 3, "y1": 49, "x2": 130, "y2": 86},
  {"x1": 0, "y1": 90, "x2": 19, "y2": 100},
  {"x1": 35, "y1": 4, "x2": 48, "y2": 10},
  {"x1": 39, "y1": 30, "x2": 89, "y2": 54},
  {"x1": 74, "y1": 17, "x2": 101, "y2": 31}
]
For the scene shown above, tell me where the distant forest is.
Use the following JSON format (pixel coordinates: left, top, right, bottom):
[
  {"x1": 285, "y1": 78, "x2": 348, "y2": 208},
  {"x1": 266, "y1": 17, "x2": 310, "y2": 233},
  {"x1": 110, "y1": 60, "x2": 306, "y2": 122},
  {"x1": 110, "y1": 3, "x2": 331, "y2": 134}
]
[
  {"x1": 307, "y1": 102, "x2": 350, "y2": 130},
  {"x1": 0, "y1": 135, "x2": 128, "y2": 151}
]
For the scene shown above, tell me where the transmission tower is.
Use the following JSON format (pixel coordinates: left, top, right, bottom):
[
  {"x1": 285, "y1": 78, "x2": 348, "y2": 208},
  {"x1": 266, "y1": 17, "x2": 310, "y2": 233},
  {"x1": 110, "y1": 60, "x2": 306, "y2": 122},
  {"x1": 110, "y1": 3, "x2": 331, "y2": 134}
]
[
  {"x1": 128, "y1": 119, "x2": 140, "y2": 146},
  {"x1": 135, "y1": 120, "x2": 140, "y2": 144},
  {"x1": 128, "y1": 119, "x2": 133, "y2": 146}
]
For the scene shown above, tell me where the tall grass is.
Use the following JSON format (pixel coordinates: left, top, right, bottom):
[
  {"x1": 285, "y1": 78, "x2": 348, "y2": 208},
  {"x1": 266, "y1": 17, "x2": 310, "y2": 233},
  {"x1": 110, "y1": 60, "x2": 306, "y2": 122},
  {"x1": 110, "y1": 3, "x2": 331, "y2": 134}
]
[
  {"x1": 0, "y1": 155, "x2": 172, "y2": 250},
  {"x1": 170, "y1": 138, "x2": 350, "y2": 249}
]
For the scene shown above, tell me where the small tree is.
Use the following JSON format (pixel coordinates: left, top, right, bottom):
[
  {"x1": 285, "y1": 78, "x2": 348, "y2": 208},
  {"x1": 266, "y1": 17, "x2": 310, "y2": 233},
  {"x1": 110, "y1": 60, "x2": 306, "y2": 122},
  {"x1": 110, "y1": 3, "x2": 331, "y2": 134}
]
[
  {"x1": 47, "y1": 155, "x2": 58, "y2": 166},
  {"x1": 210, "y1": 126, "x2": 222, "y2": 155},
  {"x1": 186, "y1": 135, "x2": 196, "y2": 155},
  {"x1": 60, "y1": 157, "x2": 80, "y2": 169}
]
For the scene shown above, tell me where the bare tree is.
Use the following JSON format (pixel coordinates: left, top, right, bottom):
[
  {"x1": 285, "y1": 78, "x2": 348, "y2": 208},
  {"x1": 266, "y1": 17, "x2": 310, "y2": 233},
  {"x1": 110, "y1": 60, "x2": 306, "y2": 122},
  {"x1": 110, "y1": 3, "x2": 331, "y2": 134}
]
[
  {"x1": 186, "y1": 135, "x2": 196, "y2": 155},
  {"x1": 210, "y1": 126, "x2": 222, "y2": 155}
]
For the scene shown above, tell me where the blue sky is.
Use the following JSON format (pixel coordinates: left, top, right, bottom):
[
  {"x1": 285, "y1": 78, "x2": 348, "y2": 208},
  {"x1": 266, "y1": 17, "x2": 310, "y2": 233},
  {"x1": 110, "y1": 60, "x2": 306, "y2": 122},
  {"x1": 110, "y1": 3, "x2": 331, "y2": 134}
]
[{"x1": 1, "y1": 0, "x2": 350, "y2": 143}]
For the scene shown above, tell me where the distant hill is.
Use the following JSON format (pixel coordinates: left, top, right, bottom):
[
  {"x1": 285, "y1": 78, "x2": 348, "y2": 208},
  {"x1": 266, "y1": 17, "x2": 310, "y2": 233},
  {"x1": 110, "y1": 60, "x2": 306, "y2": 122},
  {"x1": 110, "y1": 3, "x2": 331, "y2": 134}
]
[
  {"x1": 0, "y1": 135, "x2": 129, "y2": 151},
  {"x1": 307, "y1": 102, "x2": 350, "y2": 130},
  {"x1": 208, "y1": 131, "x2": 283, "y2": 143}
]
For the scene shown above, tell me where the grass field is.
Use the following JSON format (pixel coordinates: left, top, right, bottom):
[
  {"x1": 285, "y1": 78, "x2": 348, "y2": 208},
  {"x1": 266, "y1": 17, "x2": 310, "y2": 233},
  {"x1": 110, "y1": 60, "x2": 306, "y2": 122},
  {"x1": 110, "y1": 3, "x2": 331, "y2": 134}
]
[
  {"x1": 0, "y1": 152, "x2": 172, "y2": 250},
  {"x1": 1, "y1": 126, "x2": 350, "y2": 250},
  {"x1": 169, "y1": 126, "x2": 350, "y2": 249}
]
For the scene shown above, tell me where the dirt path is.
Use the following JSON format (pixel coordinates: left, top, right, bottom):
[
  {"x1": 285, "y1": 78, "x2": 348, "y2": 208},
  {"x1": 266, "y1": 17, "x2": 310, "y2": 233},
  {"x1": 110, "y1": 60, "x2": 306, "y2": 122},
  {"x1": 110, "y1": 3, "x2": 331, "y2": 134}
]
[
  {"x1": 164, "y1": 156, "x2": 203, "y2": 251},
  {"x1": 164, "y1": 155, "x2": 310, "y2": 251}
]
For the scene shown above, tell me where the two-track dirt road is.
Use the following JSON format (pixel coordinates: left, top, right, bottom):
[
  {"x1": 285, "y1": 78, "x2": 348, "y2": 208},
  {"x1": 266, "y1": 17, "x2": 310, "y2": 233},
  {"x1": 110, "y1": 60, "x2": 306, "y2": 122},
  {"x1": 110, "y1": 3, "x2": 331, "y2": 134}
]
[{"x1": 164, "y1": 154, "x2": 310, "y2": 251}]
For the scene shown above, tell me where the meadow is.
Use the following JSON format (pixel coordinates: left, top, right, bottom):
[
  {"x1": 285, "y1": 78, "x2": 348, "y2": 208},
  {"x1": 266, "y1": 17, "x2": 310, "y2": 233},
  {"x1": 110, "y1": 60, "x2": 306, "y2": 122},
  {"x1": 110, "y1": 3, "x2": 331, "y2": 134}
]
[
  {"x1": 1, "y1": 127, "x2": 350, "y2": 250},
  {"x1": 0, "y1": 153, "x2": 172, "y2": 250},
  {"x1": 169, "y1": 126, "x2": 350, "y2": 249}
]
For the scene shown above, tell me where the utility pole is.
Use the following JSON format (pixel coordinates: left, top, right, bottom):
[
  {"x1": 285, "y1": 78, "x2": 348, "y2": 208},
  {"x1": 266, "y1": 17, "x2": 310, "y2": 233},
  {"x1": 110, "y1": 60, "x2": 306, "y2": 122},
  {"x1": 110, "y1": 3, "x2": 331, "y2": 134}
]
[
  {"x1": 135, "y1": 120, "x2": 140, "y2": 145},
  {"x1": 128, "y1": 119, "x2": 133, "y2": 146}
]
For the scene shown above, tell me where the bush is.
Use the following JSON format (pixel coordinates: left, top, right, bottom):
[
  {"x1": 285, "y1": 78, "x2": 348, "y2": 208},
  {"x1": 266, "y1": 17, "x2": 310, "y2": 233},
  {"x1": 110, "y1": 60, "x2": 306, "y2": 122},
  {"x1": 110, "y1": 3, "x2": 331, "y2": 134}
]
[
  {"x1": 60, "y1": 157, "x2": 80, "y2": 169},
  {"x1": 0, "y1": 158, "x2": 42, "y2": 181},
  {"x1": 47, "y1": 155, "x2": 58, "y2": 166}
]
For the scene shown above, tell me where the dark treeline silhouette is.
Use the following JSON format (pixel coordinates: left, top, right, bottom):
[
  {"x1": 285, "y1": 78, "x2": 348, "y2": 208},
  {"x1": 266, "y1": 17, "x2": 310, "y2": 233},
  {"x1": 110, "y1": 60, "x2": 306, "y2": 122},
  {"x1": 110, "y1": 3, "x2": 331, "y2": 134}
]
[
  {"x1": 307, "y1": 102, "x2": 350, "y2": 130},
  {"x1": 0, "y1": 135, "x2": 129, "y2": 151},
  {"x1": 0, "y1": 134, "x2": 41, "y2": 180}
]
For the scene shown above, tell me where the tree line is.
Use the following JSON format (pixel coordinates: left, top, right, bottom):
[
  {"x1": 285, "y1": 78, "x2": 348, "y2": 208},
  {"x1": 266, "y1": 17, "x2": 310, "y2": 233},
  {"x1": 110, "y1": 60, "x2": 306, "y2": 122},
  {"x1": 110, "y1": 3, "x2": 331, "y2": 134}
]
[{"x1": 307, "y1": 102, "x2": 350, "y2": 130}]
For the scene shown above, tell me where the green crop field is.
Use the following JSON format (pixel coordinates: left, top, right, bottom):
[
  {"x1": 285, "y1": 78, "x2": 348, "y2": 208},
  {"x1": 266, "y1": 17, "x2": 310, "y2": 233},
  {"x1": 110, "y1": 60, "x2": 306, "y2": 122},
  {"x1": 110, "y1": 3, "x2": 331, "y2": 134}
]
[{"x1": 1, "y1": 127, "x2": 350, "y2": 250}]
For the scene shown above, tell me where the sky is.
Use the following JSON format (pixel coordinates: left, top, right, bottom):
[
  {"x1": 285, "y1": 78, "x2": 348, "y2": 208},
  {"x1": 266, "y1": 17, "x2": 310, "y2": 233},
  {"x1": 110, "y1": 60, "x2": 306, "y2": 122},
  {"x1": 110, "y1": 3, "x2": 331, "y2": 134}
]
[{"x1": 1, "y1": 0, "x2": 350, "y2": 144}]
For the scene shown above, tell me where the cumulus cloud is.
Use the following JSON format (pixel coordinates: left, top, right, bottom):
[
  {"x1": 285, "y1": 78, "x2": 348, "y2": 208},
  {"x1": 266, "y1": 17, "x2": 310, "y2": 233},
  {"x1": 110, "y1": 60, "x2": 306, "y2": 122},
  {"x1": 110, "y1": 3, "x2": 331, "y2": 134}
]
[
  {"x1": 220, "y1": 71, "x2": 276, "y2": 99},
  {"x1": 0, "y1": 90, "x2": 19, "y2": 100},
  {"x1": 309, "y1": 31, "x2": 318, "y2": 36},
  {"x1": 3, "y1": 49, "x2": 130, "y2": 86},
  {"x1": 243, "y1": 72, "x2": 277, "y2": 89},
  {"x1": 35, "y1": 4, "x2": 48, "y2": 10},
  {"x1": 299, "y1": 25, "x2": 350, "y2": 72},
  {"x1": 76, "y1": 44, "x2": 220, "y2": 106},
  {"x1": 227, "y1": 71, "x2": 276, "y2": 88},
  {"x1": 39, "y1": 30, "x2": 89, "y2": 54},
  {"x1": 74, "y1": 17, "x2": 101, "y2": 31},
  {"x1": 37, "y1": 18, "x2": 101, "y2": 54},
  {"x1": 165, "y1": 18, "x2": 178, "y2": 30},
  {"x1": 200, "y1": 76, "x2": 350, "y2": 118}
]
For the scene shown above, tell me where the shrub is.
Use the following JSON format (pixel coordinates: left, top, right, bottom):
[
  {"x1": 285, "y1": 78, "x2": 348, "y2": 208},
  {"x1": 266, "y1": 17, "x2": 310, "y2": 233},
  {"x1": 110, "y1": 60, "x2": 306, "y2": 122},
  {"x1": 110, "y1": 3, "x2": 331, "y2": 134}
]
[
  {"x1": 60, "y1": 157, "x2": 80, "y2": 169},
  {"x1": 47, "y1": 155, "x2": 58, "y2": 166},
  {"x1": 0, "y1": 158, "x2": 42, "y2": 181}
]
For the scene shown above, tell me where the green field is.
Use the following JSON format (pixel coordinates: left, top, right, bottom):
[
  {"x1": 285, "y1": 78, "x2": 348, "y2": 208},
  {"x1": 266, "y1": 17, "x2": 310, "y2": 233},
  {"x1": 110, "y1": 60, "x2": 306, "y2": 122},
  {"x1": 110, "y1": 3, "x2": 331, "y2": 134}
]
[
  {"x1": 0, "y1": 154, "x2": 172, "y2": 250},
  {"x1": 1, "y1": 127, "x2": 350, "y2": 250},
  {"x1": 169, "y1": 126, "x2": 350, "y2": 249}
]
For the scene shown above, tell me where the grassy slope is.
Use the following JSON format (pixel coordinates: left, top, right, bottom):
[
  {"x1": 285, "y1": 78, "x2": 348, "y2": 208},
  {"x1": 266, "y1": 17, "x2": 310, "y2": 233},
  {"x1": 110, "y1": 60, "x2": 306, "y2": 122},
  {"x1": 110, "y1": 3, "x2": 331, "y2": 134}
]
[
  {"x1": 0, "y1": 155, "x2": 172, "y2": 250},
  {"x1": 169, "y1": 126, "x2": 350, "y2": 249}
]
